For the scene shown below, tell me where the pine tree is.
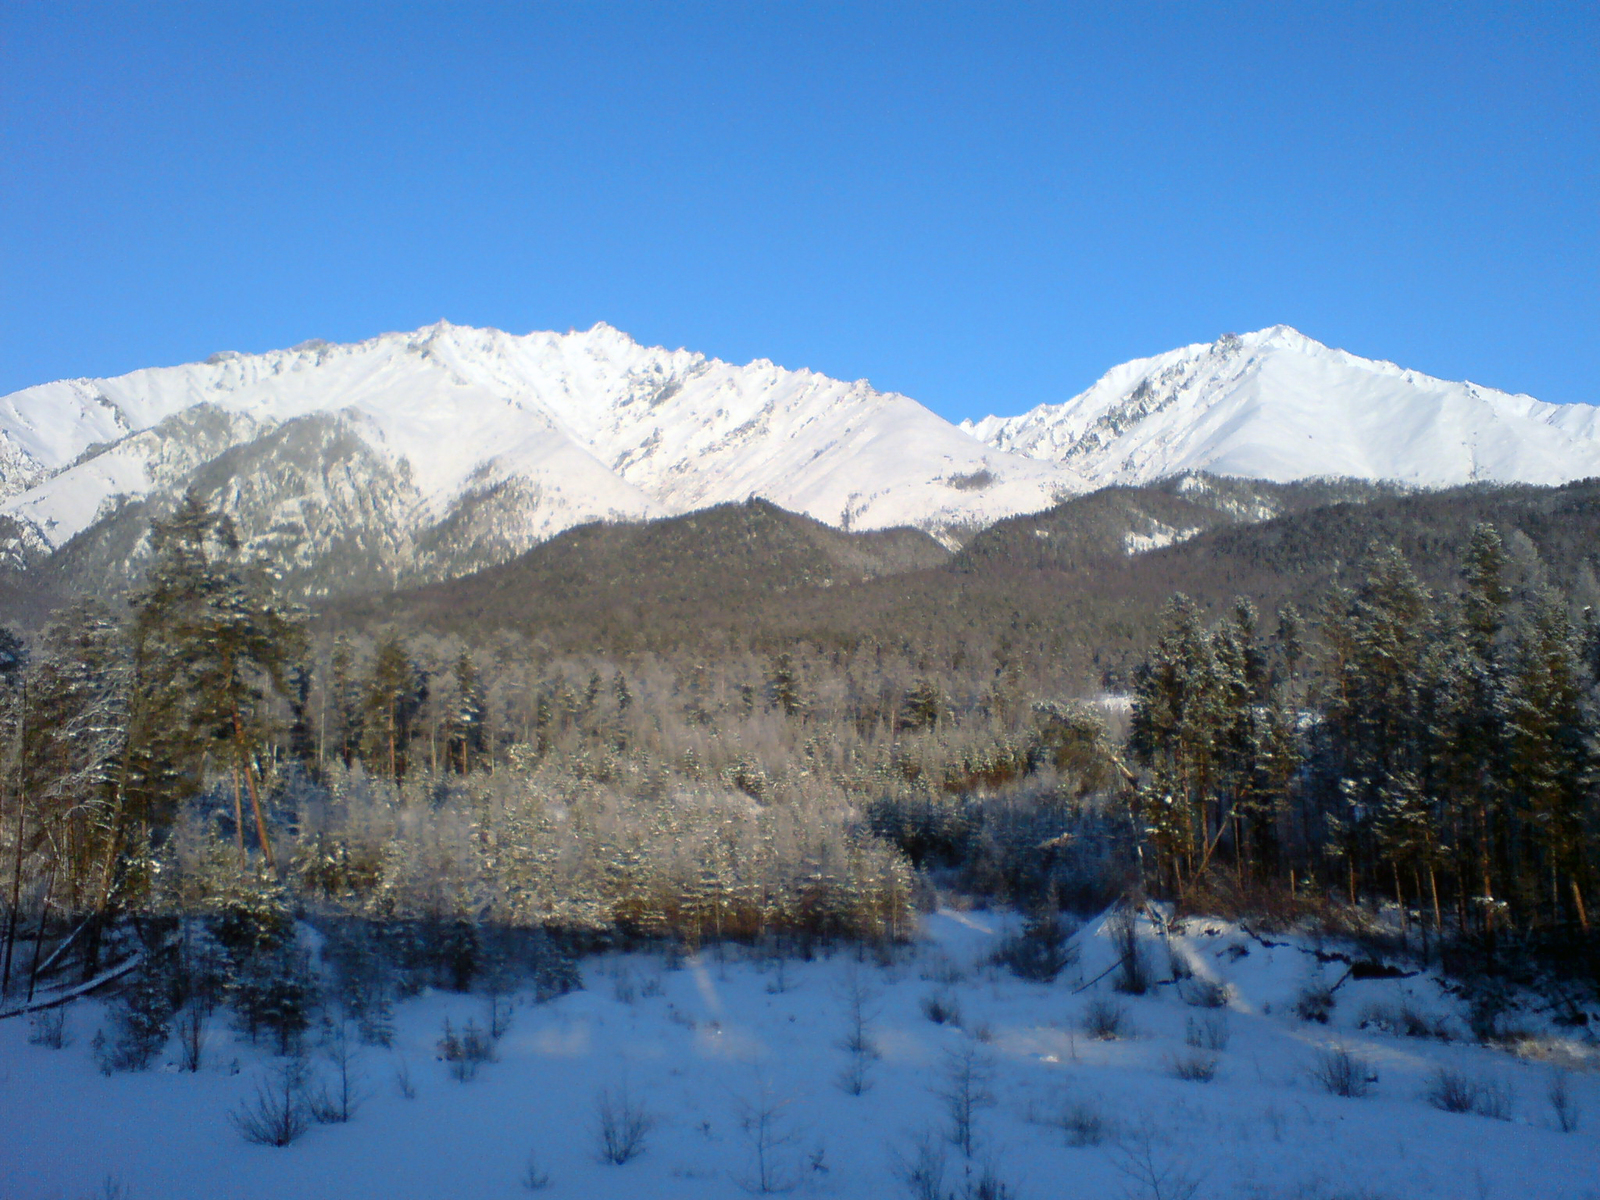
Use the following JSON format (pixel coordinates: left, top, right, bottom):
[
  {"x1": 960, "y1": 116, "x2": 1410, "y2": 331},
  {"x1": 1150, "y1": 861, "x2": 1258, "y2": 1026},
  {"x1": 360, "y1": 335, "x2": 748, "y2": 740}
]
[
  {"x1": 1446, "y1": 525, "x2": 1516, "y2": 932},
  {"x1": 448, "y1": 652, "x2": 485, "y2": 774},
  {"x1": 768, "y1": 654, "x2": 804, "y2": 718},
  {"x1": 1129, "y1": 596, "x2": 1224, "y2": 891},
  {"x1": 328, "y1": 636, "x2": 362, "y2": 768},
  {"x1": 1504, "y1": 587, "x2": 1593, "y2": 928},
  {"x1": 361, "y1": 635, "x2": 422, "y2": 781},
  {"x1": 132, "y1": 492, "x2": 305, "y2": 872}
]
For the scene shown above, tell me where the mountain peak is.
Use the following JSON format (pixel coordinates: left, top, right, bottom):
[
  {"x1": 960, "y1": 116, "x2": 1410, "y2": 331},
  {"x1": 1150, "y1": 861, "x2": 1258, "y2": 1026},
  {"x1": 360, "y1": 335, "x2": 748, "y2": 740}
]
[
  {"x1": 1239, "y1": 324, "x2": 1316, "y2": 350},
  {"x1": 970, "y1": 326, "x2": 1598, "y2": 489}
]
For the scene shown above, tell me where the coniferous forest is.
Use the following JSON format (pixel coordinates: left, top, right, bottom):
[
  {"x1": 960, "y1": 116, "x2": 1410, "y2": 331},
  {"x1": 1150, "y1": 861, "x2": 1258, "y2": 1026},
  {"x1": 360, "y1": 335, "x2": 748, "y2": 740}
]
[{"x1": 2, "y1": 480, "x2": 1597, "y2": 1052}]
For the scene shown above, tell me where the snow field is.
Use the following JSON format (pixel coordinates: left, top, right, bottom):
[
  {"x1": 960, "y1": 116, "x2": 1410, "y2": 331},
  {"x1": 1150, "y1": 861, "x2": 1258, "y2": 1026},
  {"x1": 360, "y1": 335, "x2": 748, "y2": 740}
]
[{"x1": 1, "y1": 909, "x2": 1597, "y2": 1200}]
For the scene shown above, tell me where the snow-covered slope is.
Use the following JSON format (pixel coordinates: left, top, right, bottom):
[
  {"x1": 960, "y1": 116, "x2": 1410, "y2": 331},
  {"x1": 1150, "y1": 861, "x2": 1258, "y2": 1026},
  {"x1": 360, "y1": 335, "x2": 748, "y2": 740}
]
[
  {"x1": 965, "y1": 326, "x2": 1600, "y2": 488},
  {"x1": 0, "y1": 323, "x2": 1080, "y2": 588}
]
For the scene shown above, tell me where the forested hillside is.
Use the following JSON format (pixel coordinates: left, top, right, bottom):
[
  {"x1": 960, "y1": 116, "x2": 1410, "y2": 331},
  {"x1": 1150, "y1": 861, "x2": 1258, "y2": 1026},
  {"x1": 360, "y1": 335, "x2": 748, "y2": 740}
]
[{"x1": 2, "y1": 476, "x2": 1597, "y2": 1071}]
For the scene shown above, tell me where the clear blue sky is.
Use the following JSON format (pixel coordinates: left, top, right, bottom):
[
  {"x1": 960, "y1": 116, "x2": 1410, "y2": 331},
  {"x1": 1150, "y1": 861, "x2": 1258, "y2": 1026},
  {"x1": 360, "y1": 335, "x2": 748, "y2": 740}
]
[{"x1": 3, "y1": 2, "x2": 1595, "y2": 419}]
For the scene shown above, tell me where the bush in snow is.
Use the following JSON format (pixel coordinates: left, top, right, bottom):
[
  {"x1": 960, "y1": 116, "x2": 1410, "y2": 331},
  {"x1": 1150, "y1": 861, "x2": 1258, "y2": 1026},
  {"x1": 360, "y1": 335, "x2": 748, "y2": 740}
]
[
  {"x1": 835, "y1": 970, "x2": 881, "y2": 1095},
  {"x1": 1083, "y1": 996, "x2": 1127, "y2": 1040},
  {"x1": 732, "y1": 1070, "x2": 807, "y2": 1194},
  {"x1": 230, "y1": 1058, "x2": 312, "y2": 1147},
  {"x1": 1030, "y1": 1091, "x2": 1107, "y2": 1146},
  {"x1": 1358, "y1": 1001, "x2": 1449, "y2": 1041},
  {"x1": 231, "y1": 943, "x2": 319, "y2": 1055},
  {"x1": 1111, "y1": 1118, "x2": 1202, "y2": 1200},
  {"x1": 76, "y1": 1176, "x2": 131, "y2": 1200},
  {"x1": 1423, "y1": 1067, "x2": 1512, "y2": 1119},
  {"x1": 1309, "y1": 1046, "x2": 1374, "y2": 1098},
  {"x1": 27, "y1": 1007, "x2": 69, "y2": 1049},
  {"x1": 1168, "y1": 1050, "x2": 1220, "y2": 1082},
  {"x1": 437, "y1": 1017, "x2": 495, "y2": 1082},
  {"x1": 921, "y1": 991, "x2": 963, "y2": 1026},
  {"x1": 1293, "y1": 981, "x2": 1336, "y2": 1024},
  {"x1": 306, "y1": 1017, "x2": 364, "y2": 1123},
  {"x1": 595, "y1": 1082, "x2": 654, "y2": 1164},
  {"x1": 1184, "y1": 1012, "x2": 1230, "y2": 1051},
  {"x1": 891, "y1": 1130, "x2": 949, "y2": 1200},
  {"x1": 1548, "y1": 1071, "x2": 1581, "y2": 1132},
  {"x1": 519, "y1": 1149, "x2": 552, "y2": 1191},
  {"x1": 1180, "y1": 978, "x2": 1229, "y2": 1008},
  {"x1": 936, "y1": 1043, "x2": 997, "y2": 1158},
  {"x1": 1109, "y1": 905, "x2": 1150, "y2": 995}
]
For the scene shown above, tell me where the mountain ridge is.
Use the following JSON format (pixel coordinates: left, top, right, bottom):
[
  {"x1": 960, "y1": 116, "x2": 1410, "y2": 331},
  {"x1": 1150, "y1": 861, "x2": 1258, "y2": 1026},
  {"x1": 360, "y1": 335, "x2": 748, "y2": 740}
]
[
  {"x1": 0, "y1": 321, "x2": 1079, "y2": 588},
  {"x1": 2, "y1": 321, "x2": 1596, "y2": 602}
]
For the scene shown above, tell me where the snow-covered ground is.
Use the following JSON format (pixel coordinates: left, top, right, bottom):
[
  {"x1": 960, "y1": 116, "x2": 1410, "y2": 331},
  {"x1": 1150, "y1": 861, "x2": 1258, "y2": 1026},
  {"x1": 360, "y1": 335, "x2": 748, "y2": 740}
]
[{"x1": 2, "y1": 909, "x2": 1597, "y2": 1200}]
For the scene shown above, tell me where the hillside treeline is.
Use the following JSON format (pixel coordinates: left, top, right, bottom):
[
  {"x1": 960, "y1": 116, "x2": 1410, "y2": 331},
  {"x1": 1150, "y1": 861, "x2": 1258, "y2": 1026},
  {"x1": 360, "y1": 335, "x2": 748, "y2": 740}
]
[{"x1": 298, "y1": 477, "x2": 1600, "y2": 715}]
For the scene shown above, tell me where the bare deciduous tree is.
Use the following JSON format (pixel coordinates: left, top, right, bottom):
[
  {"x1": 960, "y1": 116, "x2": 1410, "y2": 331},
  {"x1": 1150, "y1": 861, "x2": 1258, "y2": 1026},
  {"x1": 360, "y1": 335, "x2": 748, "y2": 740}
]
[{"x1": 936, "y1": 1043, "x2": 996, "y2": 1159}]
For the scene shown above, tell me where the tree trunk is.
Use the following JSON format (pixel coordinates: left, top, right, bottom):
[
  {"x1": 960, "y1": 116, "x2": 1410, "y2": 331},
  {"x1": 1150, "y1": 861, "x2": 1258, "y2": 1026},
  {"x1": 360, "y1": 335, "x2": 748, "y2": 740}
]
[
  {"x1": 83, "y1": 815, "x2": 125, "y2": 983},
  {"x1": 1, "y1": 682, "x2": 26, "y2": 997},
  {"x1": 231, "y1": 702, "x2": 275, "y2": 872},
  {"x1": 26, "y1": 862, "x2": 56, "y2": 1001},
  {"x1": 1, "y1": 797, "x2": 24, "y2": 998},
  {"x1": 231, "y1": 761, "x2": 246, "y2": 857}
]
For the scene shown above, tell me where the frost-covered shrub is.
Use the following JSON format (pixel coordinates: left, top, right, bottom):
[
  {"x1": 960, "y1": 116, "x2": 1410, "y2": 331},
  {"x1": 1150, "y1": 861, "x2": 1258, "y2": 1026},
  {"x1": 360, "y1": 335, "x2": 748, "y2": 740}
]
[{"x1": 301, "y1": 762, "x2": 916, "y2": 946}]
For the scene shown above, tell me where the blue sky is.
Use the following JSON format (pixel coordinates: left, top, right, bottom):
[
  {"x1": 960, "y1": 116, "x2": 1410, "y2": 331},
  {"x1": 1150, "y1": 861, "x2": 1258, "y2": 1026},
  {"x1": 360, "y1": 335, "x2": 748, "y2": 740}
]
[{"x1": 2, "y1": 2, "x2": 1594, "y2": 420}]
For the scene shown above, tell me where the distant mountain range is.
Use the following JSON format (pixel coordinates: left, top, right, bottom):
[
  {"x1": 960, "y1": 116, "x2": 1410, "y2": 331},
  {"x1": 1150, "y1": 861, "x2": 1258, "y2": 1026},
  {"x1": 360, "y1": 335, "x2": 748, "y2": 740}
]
[{"x1": 1, "y1": 321, "x2": 1594, "y2": 599}]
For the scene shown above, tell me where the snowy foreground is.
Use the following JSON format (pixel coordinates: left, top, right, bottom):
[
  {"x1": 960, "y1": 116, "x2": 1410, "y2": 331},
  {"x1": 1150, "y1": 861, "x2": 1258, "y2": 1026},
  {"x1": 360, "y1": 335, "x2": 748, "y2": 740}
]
[{"x1": 2, "y1": 910, "x2": 1597, "y2": 1200}]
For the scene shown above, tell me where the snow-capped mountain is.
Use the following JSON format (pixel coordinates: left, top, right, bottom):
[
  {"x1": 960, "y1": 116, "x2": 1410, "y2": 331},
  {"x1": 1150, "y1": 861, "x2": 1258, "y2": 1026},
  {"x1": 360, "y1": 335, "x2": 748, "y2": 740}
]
[
  {"x1": 964, "y1": 326, "x2": 1600, "y2": 488},
  {"x1": 0, "y1": 322, "x2": 1080, "y2": 592},
  {"x1": 2, "y1": 321, "x2": 1596, "y2": 598}
]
